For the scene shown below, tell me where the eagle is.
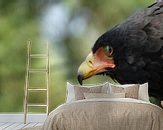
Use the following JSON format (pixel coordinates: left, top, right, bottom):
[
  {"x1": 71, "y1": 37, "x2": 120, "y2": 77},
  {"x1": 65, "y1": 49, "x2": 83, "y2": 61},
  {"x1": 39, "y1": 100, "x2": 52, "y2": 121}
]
[{"x1": 77, "y1": 2, "x2": 163, "y2": 100}]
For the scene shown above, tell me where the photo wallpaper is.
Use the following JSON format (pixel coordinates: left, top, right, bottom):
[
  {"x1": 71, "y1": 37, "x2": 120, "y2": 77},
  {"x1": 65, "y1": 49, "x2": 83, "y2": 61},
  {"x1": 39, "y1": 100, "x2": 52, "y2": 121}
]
[{"x1": 0, "y1": 0, "x2": 162, "y2": 114}]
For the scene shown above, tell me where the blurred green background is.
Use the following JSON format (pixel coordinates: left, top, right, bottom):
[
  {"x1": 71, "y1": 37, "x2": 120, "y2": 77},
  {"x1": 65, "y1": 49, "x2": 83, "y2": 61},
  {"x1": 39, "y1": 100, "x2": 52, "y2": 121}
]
[{"x1": 0, "y1": 0, "x2": 154, "y2": 112}]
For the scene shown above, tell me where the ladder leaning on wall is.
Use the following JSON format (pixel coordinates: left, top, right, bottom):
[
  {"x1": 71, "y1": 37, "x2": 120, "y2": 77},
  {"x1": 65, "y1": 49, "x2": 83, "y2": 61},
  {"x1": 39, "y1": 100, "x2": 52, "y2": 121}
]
[{"x1": 24, "y1": 41, "x2": 50, "y2": 124}]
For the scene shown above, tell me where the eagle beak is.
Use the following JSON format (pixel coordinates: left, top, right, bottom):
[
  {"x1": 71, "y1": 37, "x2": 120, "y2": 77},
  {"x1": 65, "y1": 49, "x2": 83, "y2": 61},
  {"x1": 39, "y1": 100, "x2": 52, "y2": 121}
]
[
  {"x1": 77, "y1": 72, "x2": 84, "y2": 85},
  {"x1": 77, "y1": 50, "x2": 115, "y2": 85}
]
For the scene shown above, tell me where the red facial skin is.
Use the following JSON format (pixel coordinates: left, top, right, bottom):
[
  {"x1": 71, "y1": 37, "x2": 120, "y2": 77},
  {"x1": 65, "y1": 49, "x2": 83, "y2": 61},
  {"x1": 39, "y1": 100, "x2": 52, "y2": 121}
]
[
  {"x1": 94, "y1": 47, "x2": 115, "y2": 69},
  {"x1": 78, "y1": 47, "x2": 115, "y2": 80}
]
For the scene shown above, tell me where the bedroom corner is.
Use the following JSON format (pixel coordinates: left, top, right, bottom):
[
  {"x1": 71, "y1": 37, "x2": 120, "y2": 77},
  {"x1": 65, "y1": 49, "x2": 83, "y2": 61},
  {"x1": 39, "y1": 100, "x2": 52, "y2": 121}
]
[{"x1": 0, "y1": 0, "x2": 162, "y2": 130}]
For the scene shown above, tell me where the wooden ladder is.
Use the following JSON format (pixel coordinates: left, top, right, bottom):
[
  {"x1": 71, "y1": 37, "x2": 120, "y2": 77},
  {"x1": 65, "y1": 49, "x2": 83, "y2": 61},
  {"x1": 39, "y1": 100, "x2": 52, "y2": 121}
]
[{"x1": 24, "y1": 41, "x2": 50, "y2": 124}]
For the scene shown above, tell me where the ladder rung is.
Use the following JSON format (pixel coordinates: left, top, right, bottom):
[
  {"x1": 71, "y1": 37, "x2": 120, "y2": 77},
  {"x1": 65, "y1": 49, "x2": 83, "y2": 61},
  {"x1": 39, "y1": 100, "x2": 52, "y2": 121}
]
[
  {"x1": 28, "y1": 88, "x2": 47, "y2": 91},
  {"x1": 27, "y1": 104, "x2": 47, "y2": 107},
  {"x1": 29, "y1": 69, "x2": 48, "y2": 72},
  {"x1": 30, "y1": 54, "x2": 48, "y2": 58}
]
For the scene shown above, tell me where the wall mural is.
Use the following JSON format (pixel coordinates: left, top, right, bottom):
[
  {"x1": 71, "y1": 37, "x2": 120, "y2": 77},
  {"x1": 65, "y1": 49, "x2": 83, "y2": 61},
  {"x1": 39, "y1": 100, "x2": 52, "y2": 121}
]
[{"x1": 77, "y1": 2, "x2": 163, "y2": 100}]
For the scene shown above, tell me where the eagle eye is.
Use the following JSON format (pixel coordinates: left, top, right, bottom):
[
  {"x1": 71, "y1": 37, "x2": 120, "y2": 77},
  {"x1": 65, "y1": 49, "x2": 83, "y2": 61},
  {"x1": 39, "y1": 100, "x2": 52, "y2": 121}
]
[{"x1": 103, "y1": 45, "x2": 113, "y2": 57}]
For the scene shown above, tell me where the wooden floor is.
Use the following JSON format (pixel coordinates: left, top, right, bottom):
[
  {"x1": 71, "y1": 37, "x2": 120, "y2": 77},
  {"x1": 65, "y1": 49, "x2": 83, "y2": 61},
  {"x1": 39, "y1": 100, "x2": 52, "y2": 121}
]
[
  {"x1": 0, "y1": 122, "x2": 43, "y2": 130},
  {"x1": 0, "y1": 113, "x2": 47, "y2": 130}
]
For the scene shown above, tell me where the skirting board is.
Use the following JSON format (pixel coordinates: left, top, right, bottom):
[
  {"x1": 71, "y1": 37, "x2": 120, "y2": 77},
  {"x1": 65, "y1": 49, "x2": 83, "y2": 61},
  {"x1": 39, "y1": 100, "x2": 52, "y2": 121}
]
[{"x1": 0, "y1": 113, "x2": 47, "y2": 123}]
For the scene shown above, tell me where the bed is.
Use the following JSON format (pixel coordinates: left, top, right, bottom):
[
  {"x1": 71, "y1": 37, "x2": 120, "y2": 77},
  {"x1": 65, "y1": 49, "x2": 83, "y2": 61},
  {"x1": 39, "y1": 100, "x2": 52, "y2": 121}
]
[{"x1": 41, "y1": 82, "x2": 163, "y2": 130}]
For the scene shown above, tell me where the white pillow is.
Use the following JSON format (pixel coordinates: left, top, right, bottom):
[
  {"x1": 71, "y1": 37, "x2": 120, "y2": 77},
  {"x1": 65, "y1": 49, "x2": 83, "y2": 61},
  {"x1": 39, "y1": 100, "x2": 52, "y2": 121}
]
[
  {"x1": 108, "y1": 82, "x2": 150, "y2": 102},
  {"x1": 66, "y1": 82, "x2": 108, "y2": 103},
  {"x1": 138, "y1": 83, "x2": 150, "y2": 102},
  {"x1": 66, "y1": 82, "x2": 75, "y2": 103}
]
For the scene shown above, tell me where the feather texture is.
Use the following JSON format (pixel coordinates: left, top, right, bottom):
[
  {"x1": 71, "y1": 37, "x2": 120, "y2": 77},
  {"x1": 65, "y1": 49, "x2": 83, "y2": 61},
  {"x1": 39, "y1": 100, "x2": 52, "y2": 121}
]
[{"x1": 92, "y1": 2, "x2": 163, "y2": 99}]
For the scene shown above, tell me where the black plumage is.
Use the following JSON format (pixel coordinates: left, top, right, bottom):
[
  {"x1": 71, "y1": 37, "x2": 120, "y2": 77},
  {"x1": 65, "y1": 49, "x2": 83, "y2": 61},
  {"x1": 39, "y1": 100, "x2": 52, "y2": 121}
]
[{"x1": 92, "y1": 2, "x2": 163, "y2": 99}]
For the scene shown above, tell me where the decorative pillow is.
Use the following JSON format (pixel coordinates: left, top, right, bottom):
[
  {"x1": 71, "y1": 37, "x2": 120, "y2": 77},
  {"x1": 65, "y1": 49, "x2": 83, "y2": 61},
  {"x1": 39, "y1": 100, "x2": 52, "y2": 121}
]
[
  {"x1": 109, "y1": 83, "x2": 139, "y2": 99},
  {"x1": 138, "y1": 83, "x2": 150, "y2": 102},
  {"x1": 74, "y1": 85, "x2": 102, "y2": 100},
  {"x1": 84, "y1": 92, "x2": 126, "y2": 99},
  {"x1": 66, "y1": 82, "x2": 108, "y2": 103}
]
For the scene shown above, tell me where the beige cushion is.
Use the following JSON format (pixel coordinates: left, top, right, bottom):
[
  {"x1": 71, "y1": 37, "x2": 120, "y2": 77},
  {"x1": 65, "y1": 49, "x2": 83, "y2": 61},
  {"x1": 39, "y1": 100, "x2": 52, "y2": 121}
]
[
  {"x1": 74, "y1": 86, "x2": 102, "y2": 100},
  {"x1": 109, "y1": 84, "x2": 139, "y2": 99},
  {"x1": 109, "y1": 83, "x2": 150, "y2": 102},
  {"x1": 84, "y1": 92, "x2": 126, "y2": 99},
  {"x1": 66, "y1": 82, "x2": 108, "y2": 102}
]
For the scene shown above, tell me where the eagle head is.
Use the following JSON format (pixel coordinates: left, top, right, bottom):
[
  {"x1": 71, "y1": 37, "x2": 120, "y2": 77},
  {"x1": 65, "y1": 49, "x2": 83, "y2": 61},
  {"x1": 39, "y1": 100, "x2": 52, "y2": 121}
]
[{"x1": 77, "y1": 29, "x2": 121, "y2": 85}]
